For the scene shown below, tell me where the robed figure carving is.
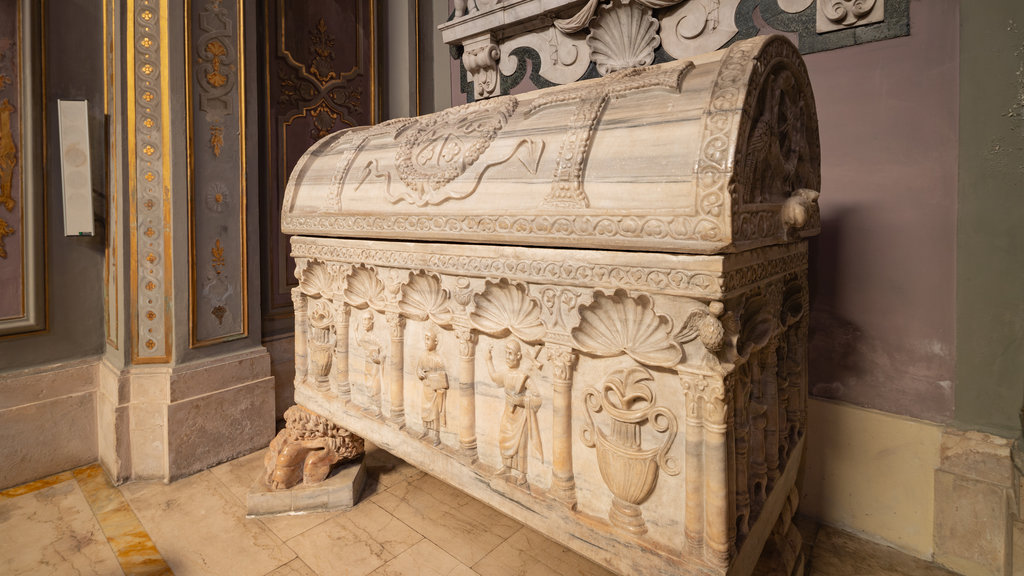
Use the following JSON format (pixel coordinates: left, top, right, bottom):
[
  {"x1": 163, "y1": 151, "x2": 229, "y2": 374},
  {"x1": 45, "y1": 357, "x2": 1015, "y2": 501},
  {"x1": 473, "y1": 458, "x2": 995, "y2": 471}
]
[
  {"x1": 357, "y1": 312, "x2": 384, "y2": 416},
  {"x1": 486, "y1": 341, "x2": 543, "y2": 487},
  {"x1": 417, "y1": 328, "x2": 449, "y2": 446}
]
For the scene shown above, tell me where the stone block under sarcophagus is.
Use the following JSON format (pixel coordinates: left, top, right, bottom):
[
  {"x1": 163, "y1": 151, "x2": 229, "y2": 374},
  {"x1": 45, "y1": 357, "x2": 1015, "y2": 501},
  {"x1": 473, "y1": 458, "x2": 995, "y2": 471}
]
[{"x1": 279, "y1": 34, "x2": 820, "y2": 576}]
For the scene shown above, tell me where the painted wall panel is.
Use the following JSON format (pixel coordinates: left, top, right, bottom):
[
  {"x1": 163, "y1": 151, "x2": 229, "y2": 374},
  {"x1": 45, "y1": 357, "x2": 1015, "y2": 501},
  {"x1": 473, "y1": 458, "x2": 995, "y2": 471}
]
[
  {"x1": 259, "y1": 0, "x2": 378, "y2": 339},
  {"x1": 187, "y1": 0, "x2": 247, "y2": 346}
]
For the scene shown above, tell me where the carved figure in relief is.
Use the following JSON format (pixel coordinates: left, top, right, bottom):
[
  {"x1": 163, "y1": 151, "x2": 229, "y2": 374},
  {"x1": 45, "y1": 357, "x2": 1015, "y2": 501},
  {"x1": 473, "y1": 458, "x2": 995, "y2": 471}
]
[
  {"x1": 263, "y1": 405, "x2": 364, "y2": 490},
  {"x1": 486, "y1": 340, "x2": 543, "y2": 487},
  {"x1": 416, "y1": 327, "x2": 449, "y2": 446},
  {"x1": 356, "y1": 312, "x2": 384, "y2": 415}
]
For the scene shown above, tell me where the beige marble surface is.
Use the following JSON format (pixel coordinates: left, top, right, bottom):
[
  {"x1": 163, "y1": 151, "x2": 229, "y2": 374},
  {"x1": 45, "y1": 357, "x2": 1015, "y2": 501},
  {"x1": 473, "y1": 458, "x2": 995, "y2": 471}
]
[
  {"x1": 0, "y1": 480, "x2": 124, "y2": 575},
  {"x1": 0, "y1": 449, "x2": 968, "y2": 576}
]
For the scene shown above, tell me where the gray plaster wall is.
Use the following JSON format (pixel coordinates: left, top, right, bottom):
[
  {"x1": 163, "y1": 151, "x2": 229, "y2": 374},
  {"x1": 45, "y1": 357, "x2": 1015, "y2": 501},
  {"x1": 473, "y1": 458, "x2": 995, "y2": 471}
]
[
  {"x1": 955, "y1": 0, "x2": 1024, "y2": 437},
  {"x1": 0, "y1": 0, "x2": 105, "y2": 374}
]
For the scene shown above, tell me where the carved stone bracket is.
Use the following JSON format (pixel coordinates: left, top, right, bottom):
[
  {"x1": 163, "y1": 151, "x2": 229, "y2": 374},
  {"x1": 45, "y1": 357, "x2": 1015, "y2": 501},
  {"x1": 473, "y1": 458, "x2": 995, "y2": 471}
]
[{"x1": 463, "y1": 34, "x2": 501, "y2": 100}]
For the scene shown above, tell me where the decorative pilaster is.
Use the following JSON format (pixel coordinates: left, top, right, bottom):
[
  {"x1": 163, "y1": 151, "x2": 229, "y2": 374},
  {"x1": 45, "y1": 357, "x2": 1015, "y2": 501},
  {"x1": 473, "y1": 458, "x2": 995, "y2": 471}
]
[
  {"x1": 129, "y1": 0, "x2": 173, "y2": 362},
  {"x1": 332, "y1": 301, "x2": 351, "y2": 401},
  {"x1": 292, "y1": 288, "x2": 309, "y2": 387},
  {"x1": 454, "y1": 326, "x2": 478, "y2": 461},
  {"x1": 386, "y1": 312, "x2": 406, "y2": 428},
  {"x1": 763, "y1": 340, "x2": 781, "y2": 484},
  {"x1": 547, "y1": 345, "x2": 577, "y2": 508},
  {"x1": 94, "y1": 0, "x2": 275, "y2": 484},
  {"x1": 683, "y1": 374, "x2": 705, "y2": 553},
  {"x1": 703, "y1": 377, "x2": 733, "y2": 566}
]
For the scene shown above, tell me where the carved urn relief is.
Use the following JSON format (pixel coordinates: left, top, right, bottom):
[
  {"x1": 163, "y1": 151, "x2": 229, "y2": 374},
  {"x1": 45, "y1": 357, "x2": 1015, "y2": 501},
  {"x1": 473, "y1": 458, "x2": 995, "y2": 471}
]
[{"x1": 582, "y1": 366, "x2": 679, "y2": 535}]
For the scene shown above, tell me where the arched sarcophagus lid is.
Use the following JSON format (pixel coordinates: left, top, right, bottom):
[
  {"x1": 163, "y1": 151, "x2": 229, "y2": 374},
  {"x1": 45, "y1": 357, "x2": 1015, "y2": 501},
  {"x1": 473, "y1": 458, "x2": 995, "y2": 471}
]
[{"x1": 281, "y1": 35, "x2": 820, "y2": 254}]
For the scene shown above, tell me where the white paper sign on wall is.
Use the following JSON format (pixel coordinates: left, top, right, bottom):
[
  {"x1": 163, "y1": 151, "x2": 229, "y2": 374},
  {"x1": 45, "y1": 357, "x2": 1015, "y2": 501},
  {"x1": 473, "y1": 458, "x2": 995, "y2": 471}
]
[{"x1": 57, "y1": 99, "x2": 94, "y2": 237}]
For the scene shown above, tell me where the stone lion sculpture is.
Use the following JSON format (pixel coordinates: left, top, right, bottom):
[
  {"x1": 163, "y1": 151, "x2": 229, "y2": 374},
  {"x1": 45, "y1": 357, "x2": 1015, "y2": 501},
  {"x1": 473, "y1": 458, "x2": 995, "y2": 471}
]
[{"x1": 263, "y1": 405, "x2": 365, "y2": 490}]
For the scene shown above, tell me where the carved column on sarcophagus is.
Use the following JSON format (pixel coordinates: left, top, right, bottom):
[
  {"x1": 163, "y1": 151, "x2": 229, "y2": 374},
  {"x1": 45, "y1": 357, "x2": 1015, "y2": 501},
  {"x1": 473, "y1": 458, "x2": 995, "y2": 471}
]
[
  {"x1": 454, "y1": 325, "x2": 478, "y2": 461},
  {"x1": 292, "y1": 288, "x2": 309, "y2": 387},
  {"x1": 547, "y1": 344, "x2": 578, "y2": 509},
  {"x1": 762, "y1": 338, "x2": 781, "y2": 486},
  {"x1": 332, "y1": 300, "x2": 351, "y2": 401},
  {"x1": 386, "y1": 311, "x2": 406, "y2": 428},
  {"x1": 775, "y1": 335, "x2": 791, "y2": 460},
  {"x1": 682, "y1": 373, "x2": 705, "y2": 554},
  {"x1": 749, "y1": 354, "x2": 769, "y2": 505},
  {"x1": 734, "y1": 363, "x2": 752, "y2": 539},
  {"x1": 703, "y1": 375, "x2": 733, "y2": 567}
]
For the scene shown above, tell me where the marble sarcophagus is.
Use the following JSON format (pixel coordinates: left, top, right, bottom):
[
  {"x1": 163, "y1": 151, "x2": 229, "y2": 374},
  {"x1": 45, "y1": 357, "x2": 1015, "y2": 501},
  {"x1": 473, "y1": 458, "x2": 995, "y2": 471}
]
[{"x1": 280, "y1": 35, "x2": 820, "y2": 576}]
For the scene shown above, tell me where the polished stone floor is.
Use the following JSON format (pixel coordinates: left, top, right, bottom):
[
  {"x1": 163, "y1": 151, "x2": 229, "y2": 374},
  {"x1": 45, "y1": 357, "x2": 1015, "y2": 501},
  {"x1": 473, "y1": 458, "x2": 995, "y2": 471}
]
[{"x1": 0, "y1": 443, "x2": 960, "y2": 576}]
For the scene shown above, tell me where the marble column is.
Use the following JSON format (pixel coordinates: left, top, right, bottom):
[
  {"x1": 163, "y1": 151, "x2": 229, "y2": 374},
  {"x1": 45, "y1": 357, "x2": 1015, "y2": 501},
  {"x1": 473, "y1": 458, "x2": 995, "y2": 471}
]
[
  {"x1": 763, "y1": 340, "x2": 780, "y2": 485},
  {"x1": 332, "y1": 301, "x2": 351, "y2": 401},
  {"x1": 704, "y1": 379, "x2": 732, "y2": 566},
  {"x1": 455, "y1": 326, "x2": 478, "y2": 461},
  {"x1": 683, "y1": 374, "x2": 705, "y2": 554},
  {"x1": 386, "y1": 312, "x2": 406, "y2": 428},
  {"x1": 292, "y1": 288, "x2": 309, "y2": 387},
  {"x1": 548, "y1": 345, "x2": 577, "y2": 508}
]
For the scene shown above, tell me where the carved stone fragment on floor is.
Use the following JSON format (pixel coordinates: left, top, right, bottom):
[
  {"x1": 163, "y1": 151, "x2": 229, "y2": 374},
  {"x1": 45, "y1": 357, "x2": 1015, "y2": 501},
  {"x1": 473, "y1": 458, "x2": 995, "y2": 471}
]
[{"x1": 263, "y1": 405, "x2": 365, "y2": 491}]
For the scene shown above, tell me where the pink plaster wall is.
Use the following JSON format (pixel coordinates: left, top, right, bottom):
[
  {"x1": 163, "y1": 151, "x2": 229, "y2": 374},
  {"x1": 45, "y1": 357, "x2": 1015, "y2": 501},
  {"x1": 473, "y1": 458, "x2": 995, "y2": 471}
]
[
  {"x1": 804, "y1": 0, "x2": 958, "y2": 421},
  {"x1": 445, "y1": 0, "x2": 959, "y2": 422}
]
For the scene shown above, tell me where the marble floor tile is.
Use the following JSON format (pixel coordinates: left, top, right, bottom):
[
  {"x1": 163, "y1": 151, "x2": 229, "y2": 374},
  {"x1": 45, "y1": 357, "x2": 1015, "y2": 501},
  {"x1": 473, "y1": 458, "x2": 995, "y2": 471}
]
[
  {"x1": 369, "y1": 539, "x2": 474, "y2": 576},
  {"x1": 472, "y1": 526, "x2": 616, "y2": 576},
  {"x1": 258, "y1": 509, "x2": 337, "y2": 542},
  {"x1": 365, "y1": 442, "x2": 426, "y2": 489},
  {"x1": 808, "y1": 525, "x2": 959, "y2": 576},
  {"x1": 208, "y1": 448, "x2": 268, "y2": 504},
  {"x1": 120, "y1": 470, "x2": 295, "y2": 576},
  {"x1": 0, "y1": 470, "x2": 74, "y2": 498},
  {"x1": 286, "y1": 501, "x2": 422, "y2": 576},
  {"x1": 265, "y1": 558, "x2": 319, "y2": 576},
  {"x1": 73, "y1": 465, "x2": 171, "y2": 576},
  {"x1": 373, "y1": 473, "x2": 522, "y2": 566},
  {"x1": 0, "y1": 480, "x2": 125, "y2": 576}
]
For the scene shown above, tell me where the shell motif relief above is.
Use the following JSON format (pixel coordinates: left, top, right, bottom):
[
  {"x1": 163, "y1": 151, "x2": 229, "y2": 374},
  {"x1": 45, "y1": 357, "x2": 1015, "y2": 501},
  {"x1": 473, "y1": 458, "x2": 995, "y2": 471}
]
[
  {"x1": 572, "y1": 289, "x2": 682, "y2": 368},
  {"x1": 392, "y1": 96, "x2": 519, "y2": 206},
  {"x1": 469, "y1": 278, "x2": 546, "y2": 343},
  {"x1": 343, "y1": 265, "x2": 386, "y2": 310},
  {"x1": 586, "y1": 0, "x2": 661, "y2": 76},
  {"x1": 399, "y1": 272, "x2": 453, "y2": 326}
]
